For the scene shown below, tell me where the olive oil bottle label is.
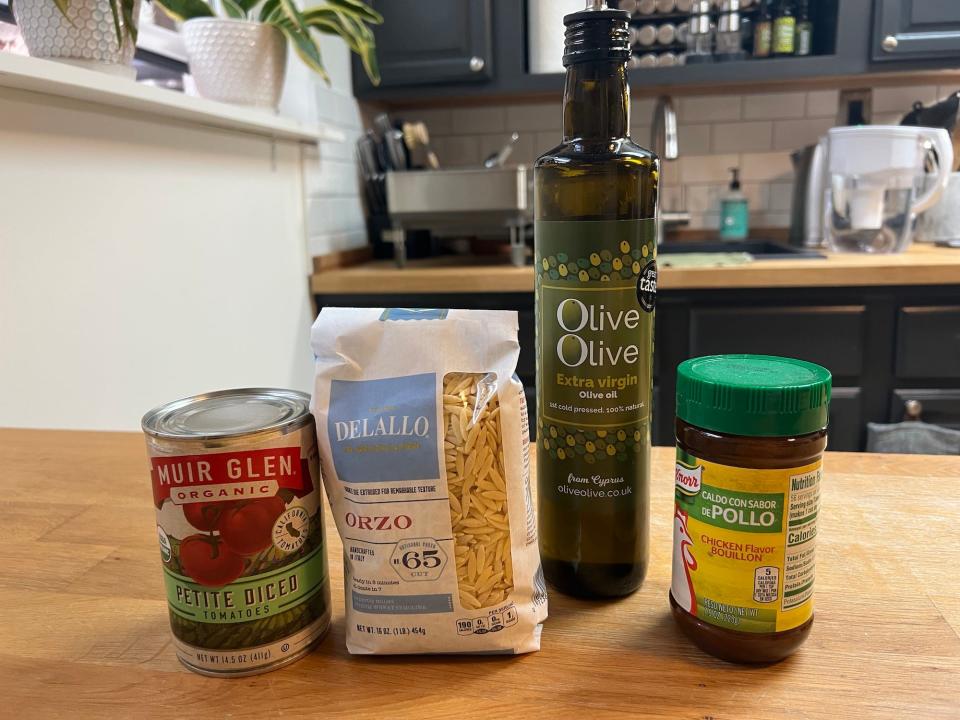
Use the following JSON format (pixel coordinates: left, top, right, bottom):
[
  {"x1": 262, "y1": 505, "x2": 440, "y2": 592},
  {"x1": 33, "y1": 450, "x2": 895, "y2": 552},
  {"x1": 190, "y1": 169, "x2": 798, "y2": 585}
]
[
  {"x1": 773, "y1": 17, "x2": 796, "y2": 54},
  {"x1": 535, "y1": 218, "x2": 655, "y2": 519},
  {"x1": 672, "y1": 449, "x2": 821, "y2": 633}
]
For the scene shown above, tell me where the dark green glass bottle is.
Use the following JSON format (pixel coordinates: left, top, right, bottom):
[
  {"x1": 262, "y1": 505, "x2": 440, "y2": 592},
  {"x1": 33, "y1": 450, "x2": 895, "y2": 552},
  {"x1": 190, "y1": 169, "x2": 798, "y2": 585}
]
[{"x1": 534, "y1": 1, "x2": 658, "y2": 599}]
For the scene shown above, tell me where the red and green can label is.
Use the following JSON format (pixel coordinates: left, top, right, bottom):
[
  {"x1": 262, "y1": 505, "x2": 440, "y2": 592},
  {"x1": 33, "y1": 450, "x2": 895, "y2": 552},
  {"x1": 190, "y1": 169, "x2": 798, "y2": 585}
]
[{"x1": 147, "y1": 427, "x2": 331, "y2": 674}]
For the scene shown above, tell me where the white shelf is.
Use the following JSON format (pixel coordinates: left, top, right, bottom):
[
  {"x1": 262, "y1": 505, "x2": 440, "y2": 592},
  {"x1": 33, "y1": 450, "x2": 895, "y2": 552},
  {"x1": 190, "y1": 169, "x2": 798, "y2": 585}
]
[{"x1": 0, "y1": 52, "x2": 345, "y2": 143}]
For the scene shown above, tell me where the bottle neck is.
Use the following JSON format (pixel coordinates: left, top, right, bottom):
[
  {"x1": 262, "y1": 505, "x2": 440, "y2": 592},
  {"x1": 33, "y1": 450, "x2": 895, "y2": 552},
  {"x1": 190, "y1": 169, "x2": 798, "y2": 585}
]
[{"x1": 562, "y1": 61, "x2": 629, "y2": 142}]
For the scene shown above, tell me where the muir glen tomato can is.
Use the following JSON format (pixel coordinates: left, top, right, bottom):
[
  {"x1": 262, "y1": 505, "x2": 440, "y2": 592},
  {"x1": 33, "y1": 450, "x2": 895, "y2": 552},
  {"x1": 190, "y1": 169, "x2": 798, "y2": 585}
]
[{"x1": 142, "y1": 388, "x2": 331, "y2": 677}]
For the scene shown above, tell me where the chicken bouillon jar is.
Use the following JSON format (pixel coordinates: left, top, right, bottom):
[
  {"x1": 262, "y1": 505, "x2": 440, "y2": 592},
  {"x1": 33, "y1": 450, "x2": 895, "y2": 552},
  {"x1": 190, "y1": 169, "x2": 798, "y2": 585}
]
[{"x1": 670, "y1": 355, "x2": 831, "y2": 663}]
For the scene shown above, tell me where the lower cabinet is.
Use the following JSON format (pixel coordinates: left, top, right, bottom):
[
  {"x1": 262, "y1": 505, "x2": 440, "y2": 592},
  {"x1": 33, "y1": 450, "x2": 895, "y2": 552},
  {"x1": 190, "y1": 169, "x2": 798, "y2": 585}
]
[
  {"x1": 890, "y1": 389, "x2": 960, "y2": 430},
  {"x1": 829, "y1": 388, "x2": 864, "y2": 452},
  {"x1": 313, "y1": 284, "x2": 960, "y2": 452}
]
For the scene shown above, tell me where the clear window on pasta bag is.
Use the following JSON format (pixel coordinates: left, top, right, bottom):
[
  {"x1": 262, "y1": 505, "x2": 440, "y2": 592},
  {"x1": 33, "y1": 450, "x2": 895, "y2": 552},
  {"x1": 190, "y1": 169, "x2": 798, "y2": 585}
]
[{"x1": 442, "y1": 372, "x2": 514, "y2": 610}]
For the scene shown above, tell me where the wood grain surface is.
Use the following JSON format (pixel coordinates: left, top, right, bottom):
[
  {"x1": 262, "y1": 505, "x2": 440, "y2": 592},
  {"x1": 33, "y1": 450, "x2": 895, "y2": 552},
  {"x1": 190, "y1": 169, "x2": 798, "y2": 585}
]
[
  {"x1": 310, "y1": 245, "x2": 960, "y2": 295},
  {"x1": 1, "y1": 429, "x2": 957, "y2": 719}
]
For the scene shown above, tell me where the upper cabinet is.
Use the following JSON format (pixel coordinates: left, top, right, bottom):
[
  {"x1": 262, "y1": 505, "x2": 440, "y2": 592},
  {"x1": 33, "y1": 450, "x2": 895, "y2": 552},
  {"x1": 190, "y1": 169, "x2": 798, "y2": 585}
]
[
  {"x1": 354, "y1": 0, "x2": 493, "y2": 92},
  {"x1": 872, "y1": 0, "x2": 960, "y2": 62},
  {"x1": 353, "y1": 0, "x2": 960, "y2": 105}
]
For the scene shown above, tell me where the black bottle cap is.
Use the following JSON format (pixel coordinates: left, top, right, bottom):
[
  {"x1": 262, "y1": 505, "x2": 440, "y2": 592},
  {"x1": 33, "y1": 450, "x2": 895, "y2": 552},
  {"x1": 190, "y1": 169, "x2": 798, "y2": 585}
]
[{"x1": 563, "y1": 3, "x2": 631, "y2": 67}]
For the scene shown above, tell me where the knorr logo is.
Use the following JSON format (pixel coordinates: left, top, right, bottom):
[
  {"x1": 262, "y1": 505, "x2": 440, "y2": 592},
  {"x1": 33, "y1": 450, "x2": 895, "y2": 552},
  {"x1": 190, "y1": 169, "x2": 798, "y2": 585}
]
[{"x1": 675, "y1": 463, "x2": 702, "y2": 495}]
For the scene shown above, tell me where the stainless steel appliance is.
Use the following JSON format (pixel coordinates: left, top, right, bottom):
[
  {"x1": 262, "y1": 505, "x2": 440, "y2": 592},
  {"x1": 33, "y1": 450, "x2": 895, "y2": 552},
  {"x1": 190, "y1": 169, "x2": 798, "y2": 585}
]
[{"x1": 384, "y1": 166, "x2": 532, "y2": 267}]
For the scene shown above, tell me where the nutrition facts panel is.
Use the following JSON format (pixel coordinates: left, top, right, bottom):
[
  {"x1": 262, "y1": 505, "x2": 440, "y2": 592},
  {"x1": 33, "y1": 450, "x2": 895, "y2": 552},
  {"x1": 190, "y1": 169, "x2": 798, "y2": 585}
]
[{"x1": 782, "y1": 467, "x2": 820, "y2": 612}]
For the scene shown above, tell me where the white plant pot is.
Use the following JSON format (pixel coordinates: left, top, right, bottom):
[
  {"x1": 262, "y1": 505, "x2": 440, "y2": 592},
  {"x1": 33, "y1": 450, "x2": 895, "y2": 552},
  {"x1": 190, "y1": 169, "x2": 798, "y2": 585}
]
[
  {"x1": 14, "y1": 0, "x2": 141, "y2": 78},
  {"x1": 181, "y1": 18, "x2": 287, "y2": 110}
]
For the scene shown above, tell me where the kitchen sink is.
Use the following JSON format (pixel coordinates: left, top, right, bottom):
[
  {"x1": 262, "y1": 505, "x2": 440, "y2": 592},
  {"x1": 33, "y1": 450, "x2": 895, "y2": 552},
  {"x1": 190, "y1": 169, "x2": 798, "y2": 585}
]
[{"x1": 659, "y1": 240, "x2": 826, "y2": 260}]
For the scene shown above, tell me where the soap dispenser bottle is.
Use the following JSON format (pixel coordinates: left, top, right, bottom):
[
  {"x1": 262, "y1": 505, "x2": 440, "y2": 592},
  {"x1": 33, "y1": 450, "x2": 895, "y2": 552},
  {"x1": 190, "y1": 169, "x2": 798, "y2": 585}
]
[{"x1": 720, "y1": 167, "x2": 749, "y2": 241}]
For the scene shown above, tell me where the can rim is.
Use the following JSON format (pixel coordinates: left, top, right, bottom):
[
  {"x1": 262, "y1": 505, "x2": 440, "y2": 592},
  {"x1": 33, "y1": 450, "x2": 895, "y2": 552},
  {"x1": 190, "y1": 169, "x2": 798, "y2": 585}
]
[{"x1": 141, "y1": 387, "x2": 312, "y2": 441}]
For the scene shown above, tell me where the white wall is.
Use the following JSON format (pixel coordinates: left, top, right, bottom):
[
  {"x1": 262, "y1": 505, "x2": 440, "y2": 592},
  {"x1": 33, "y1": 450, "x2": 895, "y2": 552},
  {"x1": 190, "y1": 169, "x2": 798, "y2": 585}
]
[
  {"x1": 0, "y1": 91, "x2": 312, "y2": 430},
  {"x1": 0, "y1": 27, "x2": 367, "y2": 431},
  {"x1": 281, "y1": 32, "x2": 367, "y2": 257}
]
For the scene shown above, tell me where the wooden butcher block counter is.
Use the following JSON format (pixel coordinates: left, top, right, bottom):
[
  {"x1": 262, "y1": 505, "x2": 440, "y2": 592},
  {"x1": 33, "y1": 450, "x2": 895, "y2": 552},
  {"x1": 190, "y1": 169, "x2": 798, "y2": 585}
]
[{"x1": 1, "y1": 429, "x2": 958, "y2": 719}]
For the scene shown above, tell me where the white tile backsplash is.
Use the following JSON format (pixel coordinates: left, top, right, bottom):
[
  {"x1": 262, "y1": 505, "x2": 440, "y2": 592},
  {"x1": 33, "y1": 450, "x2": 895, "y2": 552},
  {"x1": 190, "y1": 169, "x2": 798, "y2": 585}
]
[
  {"x1": 679, "y1": 95, "x2": 742, "y2": 122},
  {"x1": 772, "y1": 117, "x2": 833, "y2": 151},
  {"x1": 433, "y1": 136, "x2": 483, "y2": 167},
  {"x1": 712, "y1": 121, "x2": 774, "y2": 152},
  {"x1": 386, "y1": 80, "x2": 950, "y2": 231},
  {"x1": 450, "y1": 105, "x2": 507, "y2": 134},
  {"x1": 678, "y1": 154, "x2": 741, "y2": 183},
  {"x1": 872, "y1": 85, "x2": 940, "y2": 113},
  {"x1": 507, "y1": 103, "x2": 563, "y2": 132},
  {"x1": 740, "y1": 152, "x2": 794, "y2": 181},
  {"x1": 743, "y1": 92, "x2": 806, "y2": 120},
  {"x1": 678, "y1": 124, "x2": 711, "y2": 155},
  {"x1": 806, "y1": 90, "x2": 839, "y2": 118}
]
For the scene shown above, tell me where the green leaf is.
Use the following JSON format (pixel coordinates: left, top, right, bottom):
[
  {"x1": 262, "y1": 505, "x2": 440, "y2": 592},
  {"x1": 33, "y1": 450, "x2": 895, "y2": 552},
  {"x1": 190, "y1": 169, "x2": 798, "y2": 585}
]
[
  {"x1": 303, "y1": 11, "x2": 360, "y2": 52},
  {"x1": 234, "y1": 0, "x2": 260, "y2": 15},
  {"x1": 121, "y1": 0, "x2": 138, "y2": 45},
  {"x1": 259, "y1": 0, "x2": 280, "y2": 22},
  {"x1": 329, "y1": 7, "x2": 380, "y2": 85},
  {"x1": 108, "y1": 0, "x2": 123, "y2": 48},
  {"x1": 325, "y1": 0, "x2": 382, "y2": 25},
  {"x1": 51, "y1": 0, "x2": 72, "y2": 20},
  {"x1": 278, "y1": 0, "x2": 308, "y2": 30},
  {"x1": 276, "y1": 22, "x2": 330, "y2": 85},
  {"x1": 220, "y1": 0, "x2": 245, "y2": 18},
  {"x1": 153, "y1": 0, "x2": 215, "y2": 23}
]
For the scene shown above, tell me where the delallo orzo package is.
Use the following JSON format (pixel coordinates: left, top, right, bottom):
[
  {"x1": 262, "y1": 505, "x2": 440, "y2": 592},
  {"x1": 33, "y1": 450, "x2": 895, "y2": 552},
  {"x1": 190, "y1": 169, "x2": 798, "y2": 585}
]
[{"x1": 310, "y1": 308, "x2": 547, "y2": 654}]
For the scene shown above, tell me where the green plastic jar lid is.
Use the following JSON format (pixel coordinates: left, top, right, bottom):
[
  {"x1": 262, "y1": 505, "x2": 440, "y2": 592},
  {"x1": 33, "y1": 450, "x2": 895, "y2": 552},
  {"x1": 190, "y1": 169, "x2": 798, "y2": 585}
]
[{"x1": 676, "y1": 354, "x2": 832, "y2": 437}]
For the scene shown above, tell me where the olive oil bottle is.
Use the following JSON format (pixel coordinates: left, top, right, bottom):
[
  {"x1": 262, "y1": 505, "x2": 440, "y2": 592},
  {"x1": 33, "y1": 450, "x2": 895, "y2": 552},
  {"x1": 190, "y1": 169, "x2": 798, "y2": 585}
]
[{"x1": 535, "y1": 0, "x2": 658, "y2": 598}]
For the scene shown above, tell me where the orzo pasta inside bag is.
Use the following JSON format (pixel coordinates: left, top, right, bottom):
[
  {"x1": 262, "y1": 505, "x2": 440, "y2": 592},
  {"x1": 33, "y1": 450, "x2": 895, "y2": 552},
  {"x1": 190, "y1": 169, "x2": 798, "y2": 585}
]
[{"x1": 310, "y1": 308, "x2": 547, "y2": 654}]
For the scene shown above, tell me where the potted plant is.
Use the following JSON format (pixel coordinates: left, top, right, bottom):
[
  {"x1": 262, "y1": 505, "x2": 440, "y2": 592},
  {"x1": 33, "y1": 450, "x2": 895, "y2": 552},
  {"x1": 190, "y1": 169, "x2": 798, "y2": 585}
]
[
  {"x1": 154, "y1": 0, "x2": 381, "y2": 110},
  {"x1": 13, "y1": 0, "x2": 140, "y2": 76}
]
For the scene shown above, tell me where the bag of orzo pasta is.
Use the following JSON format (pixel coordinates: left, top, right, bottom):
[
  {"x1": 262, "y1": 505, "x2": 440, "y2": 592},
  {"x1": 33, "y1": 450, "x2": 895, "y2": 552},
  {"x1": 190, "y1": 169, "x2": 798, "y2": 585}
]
[{"x1": 310, "y1": 307, "x2": 547, "y2": 654}]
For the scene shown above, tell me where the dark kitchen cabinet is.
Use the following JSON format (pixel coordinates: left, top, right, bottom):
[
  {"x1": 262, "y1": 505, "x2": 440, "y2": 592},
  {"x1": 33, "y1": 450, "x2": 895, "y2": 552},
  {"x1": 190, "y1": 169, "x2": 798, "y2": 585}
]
[
  {"x1": 872, "y1": 0, "x2": 960, "y2": 63},
  {"x1": 313, "y1": 284, "x2": 960, "y2": 453},
  {"x1": 354, "y1": 0, "x2": 960, "y2": 105},
  {"x1": 354, "y1": 0, "x2": 493, "y2": 91},
  {"x1": 895, "y1": 306, "x2": 960, "y2": 379},
  {"x1": 890, "y1": 389, "x2": 960, "y2": 429}
]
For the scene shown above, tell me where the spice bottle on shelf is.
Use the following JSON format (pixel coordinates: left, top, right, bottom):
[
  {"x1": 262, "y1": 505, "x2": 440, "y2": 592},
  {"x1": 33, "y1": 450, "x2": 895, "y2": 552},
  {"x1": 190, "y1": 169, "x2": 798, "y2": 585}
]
[
  {"x1": 773, "y1": 0, "x2": 797, "y2": 55},
  {"x1": 636, "y1": 0, "x2": 658, "y2": 15},
  {"x1": 656, "y1": 0, "x2": 676, "y2": 12},
  {"x1": 637, "y1": 23, "x2": 658, "y2": 46},
  {"x1": 670, "y1": 355, "x2": 831, "y2": 664},
  {"x1": 795, "y1": 0, "x2": 812, "y2": 56},
  {"x1": 753, "y1": 0, "x2": 773, "y2": 57},
  {"x1": 686, "y1": 0, "x2": 714, "y2": 63},
  {"x1": 715, "y1": 0, "x2": 745, "y2": 61},
  {"x1": 657, "y1": 22, "x2": 678, "y2": 45}
]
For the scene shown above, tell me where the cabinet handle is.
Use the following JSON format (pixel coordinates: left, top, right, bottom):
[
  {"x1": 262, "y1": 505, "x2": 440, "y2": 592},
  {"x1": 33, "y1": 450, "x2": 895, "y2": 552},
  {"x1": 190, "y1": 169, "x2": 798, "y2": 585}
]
[
  {"x1": 882, "y1": 35, "x2": 898, "y2": 52},
  {"x1": 469, "y1": 56, "x2": 486, "y2": 72}
]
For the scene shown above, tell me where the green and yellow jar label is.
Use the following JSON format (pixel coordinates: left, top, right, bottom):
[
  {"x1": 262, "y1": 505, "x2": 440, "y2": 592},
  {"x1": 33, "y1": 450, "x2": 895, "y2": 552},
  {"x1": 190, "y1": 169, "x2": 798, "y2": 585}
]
[{"x1": 672, "y1": 449, "x2": 821, "y2": 633}]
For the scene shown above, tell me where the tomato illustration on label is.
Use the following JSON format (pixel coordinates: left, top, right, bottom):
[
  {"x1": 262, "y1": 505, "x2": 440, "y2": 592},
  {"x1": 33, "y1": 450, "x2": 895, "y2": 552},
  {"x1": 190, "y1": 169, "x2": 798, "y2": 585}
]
[
  {"x1": 179, "y1": 534, "x2": 245, "y2": 587},
  {"x1": 182, "y1": 500, "x2": 234, "y2": 532},
  {"x1": 218, "y1": 496, "x2": 287, "y2": 556}
]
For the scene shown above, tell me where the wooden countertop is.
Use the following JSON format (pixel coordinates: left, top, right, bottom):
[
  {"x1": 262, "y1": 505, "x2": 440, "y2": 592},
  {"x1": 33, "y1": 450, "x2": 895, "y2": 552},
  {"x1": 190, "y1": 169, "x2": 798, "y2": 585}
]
[
  {"x1": 310, "y1": 245, "x2": 960, "y2": 295},
  {"x1": 3, "y1": 428, "x2": 958, "y2": 719}
]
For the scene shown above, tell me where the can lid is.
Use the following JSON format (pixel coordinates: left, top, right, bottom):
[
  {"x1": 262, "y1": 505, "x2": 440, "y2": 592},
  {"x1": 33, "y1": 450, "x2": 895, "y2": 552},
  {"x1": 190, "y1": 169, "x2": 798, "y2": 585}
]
[
  {"x1": 676, "y1": 355, "x2": 832, "y2": 437},
  {"x1": 142, "y1": 388, "x2": 312, "y2": 440}
]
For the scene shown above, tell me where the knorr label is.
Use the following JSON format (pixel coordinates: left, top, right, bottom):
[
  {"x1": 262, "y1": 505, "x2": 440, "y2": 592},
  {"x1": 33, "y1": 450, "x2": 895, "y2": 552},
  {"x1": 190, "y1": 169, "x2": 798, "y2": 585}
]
[{"x1": 671, "y1": 448, "x2": 821, "y2": 633}]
